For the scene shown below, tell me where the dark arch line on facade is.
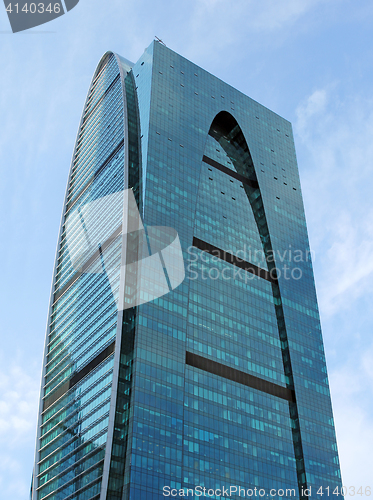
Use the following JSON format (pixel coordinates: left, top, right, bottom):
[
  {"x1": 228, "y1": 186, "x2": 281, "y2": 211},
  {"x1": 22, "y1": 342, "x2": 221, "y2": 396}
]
[{"x1": 203, "y1": 110, "x2": 308, "y2": 497}]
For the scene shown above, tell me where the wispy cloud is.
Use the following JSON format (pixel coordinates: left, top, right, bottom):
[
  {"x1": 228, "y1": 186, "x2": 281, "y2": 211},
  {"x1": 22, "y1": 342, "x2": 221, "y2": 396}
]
[
  {"x1": 295, "y1": 87, "x2": 373, "y2": 317},
  {"x1": 330, "y1": 344, "x2": 373, "y2": 487},
  {"x1": 191, "y1": 0, "x2": 328, "y2": 33},
  {"x1": 0, "y1": 355, "x2": 40, "y2": 498},
  {"x1": 160, "y1": 0, "x2": 337, "y2": 62},
  {"x1": 295, "y1": 86, "x2": 373, "y2": 485}
]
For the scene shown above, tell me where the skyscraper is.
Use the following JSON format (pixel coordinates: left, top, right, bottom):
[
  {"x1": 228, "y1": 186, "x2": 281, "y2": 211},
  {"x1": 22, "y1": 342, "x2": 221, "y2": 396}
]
[{"x1": 32, "y1": 41, "x2": 342, "y2": 500}]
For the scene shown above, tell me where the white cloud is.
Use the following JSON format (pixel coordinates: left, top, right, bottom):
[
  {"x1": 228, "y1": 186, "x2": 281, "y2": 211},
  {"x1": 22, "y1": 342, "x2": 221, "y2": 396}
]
[
  {"x1": 174, "y1": 0, "x2": 337, "y2": 62},
  {"x1": 193, "y1": 0, "x2": 328, "y2": 32},
  {"x1": 330, "y1": 347, "x2": 373, "y2": 488},
  {"x1": 295, "y1": 88, "x2": 328, "y2": 137},
  {"x1": 0, "y1": 355, "x2": 40, "y2": 498},
  {"x1": 247, "y1": 0, "x2": 325, "y2": 31},
  {"x1": 0, "y1": 364, "x2": 39, "y2": 440},
  {"x1": 295, "y1": 86, "x2": 373, "y2": 488},
  {"x1": 295, "y1": 87, "x2": 373, "y2": 317}
]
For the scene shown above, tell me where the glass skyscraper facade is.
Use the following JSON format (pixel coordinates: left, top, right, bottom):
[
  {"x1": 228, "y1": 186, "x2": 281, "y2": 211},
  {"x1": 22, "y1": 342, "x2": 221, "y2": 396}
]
[{"x1": 32, "y1": 41, "x2": 342, "y2": 500}]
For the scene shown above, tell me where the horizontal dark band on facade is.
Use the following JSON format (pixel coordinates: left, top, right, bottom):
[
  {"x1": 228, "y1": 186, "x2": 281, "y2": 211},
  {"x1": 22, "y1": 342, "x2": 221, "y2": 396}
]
[
  {"x1": 53, "y1": 224, "x2": 123, "y2": 303},
  {"x1": 202, "y1": 155, "x2": 259, "y2": 189},
  {"x1": 66, "y1": 139, "x2": 124, "y2": 213},
  {"x1": 192, "y1": 237, "x2": 277, "y2": 284},
  {"x1": 186, "y1": 351, "x2": 295, "y2": 403},
  {"x1": 43, "y1": 341, "x2": 116, "y2": 412}
]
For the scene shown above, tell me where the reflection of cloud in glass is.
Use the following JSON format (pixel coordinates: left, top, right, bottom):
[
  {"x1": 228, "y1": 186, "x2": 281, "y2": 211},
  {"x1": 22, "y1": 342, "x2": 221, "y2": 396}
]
[{"x1": 65, "y1": 189, "x2": 185, "y2": 310}]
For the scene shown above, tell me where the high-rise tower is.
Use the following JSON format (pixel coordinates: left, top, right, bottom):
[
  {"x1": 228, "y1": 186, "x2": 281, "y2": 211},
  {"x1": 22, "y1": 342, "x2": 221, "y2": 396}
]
[{"x1": 32, "y1": 41, "x2": 342, "y2": 500}]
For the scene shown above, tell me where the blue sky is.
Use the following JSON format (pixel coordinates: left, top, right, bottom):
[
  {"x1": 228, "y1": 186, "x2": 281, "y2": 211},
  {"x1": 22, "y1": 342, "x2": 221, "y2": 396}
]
[{"x1": 1, "y1": 0, "x2": 373, "y2": 497}]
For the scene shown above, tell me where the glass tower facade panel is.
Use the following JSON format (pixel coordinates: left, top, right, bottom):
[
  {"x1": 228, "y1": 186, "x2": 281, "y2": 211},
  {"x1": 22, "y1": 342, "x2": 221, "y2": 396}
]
[{"x1": 32, "y1": 41, "x2": 342, "y2": 500}]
